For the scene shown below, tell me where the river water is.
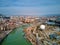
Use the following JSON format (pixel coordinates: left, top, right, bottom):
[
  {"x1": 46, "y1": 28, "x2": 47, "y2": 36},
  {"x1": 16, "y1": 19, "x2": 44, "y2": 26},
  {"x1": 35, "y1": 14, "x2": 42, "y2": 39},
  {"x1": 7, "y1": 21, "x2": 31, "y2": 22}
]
[{"x1": 1, "y1": 24, "x2": 32, "y2": 45}]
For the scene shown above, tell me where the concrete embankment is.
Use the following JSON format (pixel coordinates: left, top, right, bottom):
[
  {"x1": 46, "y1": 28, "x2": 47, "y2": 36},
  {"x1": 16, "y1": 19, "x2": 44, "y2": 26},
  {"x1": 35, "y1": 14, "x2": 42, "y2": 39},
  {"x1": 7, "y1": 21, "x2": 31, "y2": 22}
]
[{"x1": 0, "y1": 30, "x2": 12, "y2": 44}]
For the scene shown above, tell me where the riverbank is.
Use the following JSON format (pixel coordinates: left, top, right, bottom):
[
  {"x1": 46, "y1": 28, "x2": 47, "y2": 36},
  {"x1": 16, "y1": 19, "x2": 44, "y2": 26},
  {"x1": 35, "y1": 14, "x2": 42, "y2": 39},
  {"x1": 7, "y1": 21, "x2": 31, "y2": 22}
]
[
  {"x1": 0, "y1": 22, "x2": 22, "y2": 44},
  {"x1": 1, "y1": 24, "x2": 32, "y2": 45},
  {"x1": 0, "y1": 30, "x2": 12, "y2": 44},
  {"x1": 0, "y1": 23, "x2": 28, "y2": 44},
  {"x1": 0, "y1": 24, "x2": 21, "y2": 44}
]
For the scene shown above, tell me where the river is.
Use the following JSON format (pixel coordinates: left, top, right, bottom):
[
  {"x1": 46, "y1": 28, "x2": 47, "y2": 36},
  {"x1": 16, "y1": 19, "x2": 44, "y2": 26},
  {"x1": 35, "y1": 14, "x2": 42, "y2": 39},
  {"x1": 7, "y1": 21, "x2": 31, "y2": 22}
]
[{"x1": 1, "y1": 24, "x2": 32, "y2": 45}]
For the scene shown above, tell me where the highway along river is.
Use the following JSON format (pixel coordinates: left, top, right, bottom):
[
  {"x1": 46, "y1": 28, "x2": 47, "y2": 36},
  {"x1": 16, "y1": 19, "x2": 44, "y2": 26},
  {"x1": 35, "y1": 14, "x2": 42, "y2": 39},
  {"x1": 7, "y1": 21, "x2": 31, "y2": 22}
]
[{"x1": 1, "y1": 24, "x2": 32, "y2": 45}]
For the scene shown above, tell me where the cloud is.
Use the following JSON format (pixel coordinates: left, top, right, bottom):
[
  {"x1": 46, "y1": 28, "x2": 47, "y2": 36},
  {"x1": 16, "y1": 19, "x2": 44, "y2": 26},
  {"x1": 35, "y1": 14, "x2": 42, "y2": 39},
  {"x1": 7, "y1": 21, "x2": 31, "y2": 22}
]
[
  {"x1": 0, "y1": 0, "x2": 60, "y2": 16},
  {"x1": 0, "y1": 0, "x2": 60, "y2": 7},
  {"x1": 0, "y1": 5, "x2": 60, "y2": 16}
]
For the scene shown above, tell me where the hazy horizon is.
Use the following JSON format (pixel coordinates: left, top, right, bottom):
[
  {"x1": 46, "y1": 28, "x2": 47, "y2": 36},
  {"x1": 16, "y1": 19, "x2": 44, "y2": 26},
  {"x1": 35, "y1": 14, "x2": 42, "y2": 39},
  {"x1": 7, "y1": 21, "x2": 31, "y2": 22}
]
[{"x1": 0, "y1": 0, "x2": 60, "y2": 16}]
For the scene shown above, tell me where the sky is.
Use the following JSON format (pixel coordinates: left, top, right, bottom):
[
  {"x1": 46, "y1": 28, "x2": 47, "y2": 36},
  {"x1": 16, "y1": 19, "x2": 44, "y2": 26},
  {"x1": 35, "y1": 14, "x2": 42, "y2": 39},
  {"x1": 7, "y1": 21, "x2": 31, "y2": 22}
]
[{"x1": 0, "y1": 0, "x2": 60, "y2": 16}]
